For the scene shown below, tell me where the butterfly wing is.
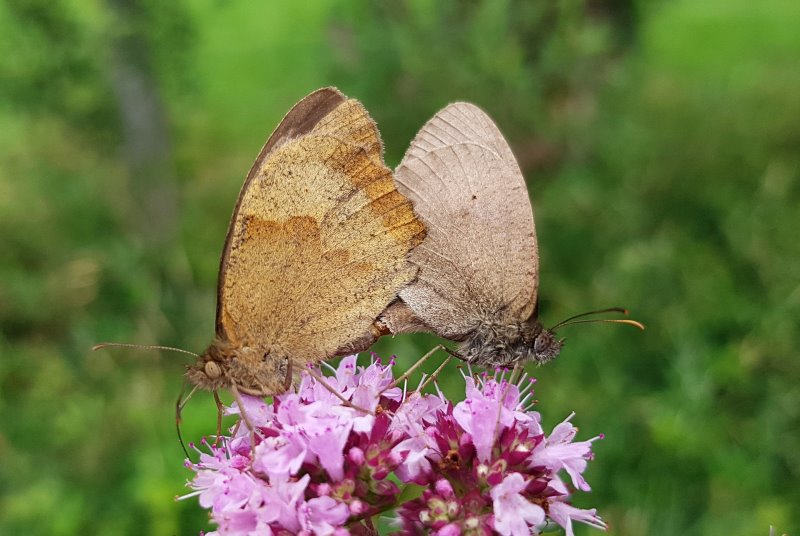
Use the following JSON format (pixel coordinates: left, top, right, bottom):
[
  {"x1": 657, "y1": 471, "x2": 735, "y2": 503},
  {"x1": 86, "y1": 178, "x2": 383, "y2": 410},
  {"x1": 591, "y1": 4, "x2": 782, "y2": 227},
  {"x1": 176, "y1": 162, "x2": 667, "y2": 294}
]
[
  {"x1": 216, "y1": 87, "x2": 425, "y2": 363},
  {"x1": 389, "y1": 103, "x2": 538, "y2": 339}
]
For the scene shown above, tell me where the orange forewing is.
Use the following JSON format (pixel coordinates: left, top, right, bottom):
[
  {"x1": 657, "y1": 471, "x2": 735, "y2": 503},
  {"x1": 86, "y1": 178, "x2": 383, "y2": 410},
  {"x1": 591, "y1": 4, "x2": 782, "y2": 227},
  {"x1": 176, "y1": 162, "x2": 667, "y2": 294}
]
[{"x1": 186, "y1": 88, "x2": 424, "y2": 396}]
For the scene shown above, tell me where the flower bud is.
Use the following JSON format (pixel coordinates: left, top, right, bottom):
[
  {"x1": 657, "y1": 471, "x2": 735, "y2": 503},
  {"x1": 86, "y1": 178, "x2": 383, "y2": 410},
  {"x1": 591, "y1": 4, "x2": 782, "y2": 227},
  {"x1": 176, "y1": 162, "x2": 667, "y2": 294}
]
[
  {"x1": 437, "y1": 523, "x2": 461, "y2": 536},
  {"x1": 434, "y1": 478, "x2": 455, "y2": 498},
  {"x1": 349, "y1": 499, "x2": 365, "y2": 515},
  {"x1": 348, "y1": 447, "x2": 365, "y2": 466},
  {"x1": 476, "y1": 463, "x2": 489, "y2": 480}
]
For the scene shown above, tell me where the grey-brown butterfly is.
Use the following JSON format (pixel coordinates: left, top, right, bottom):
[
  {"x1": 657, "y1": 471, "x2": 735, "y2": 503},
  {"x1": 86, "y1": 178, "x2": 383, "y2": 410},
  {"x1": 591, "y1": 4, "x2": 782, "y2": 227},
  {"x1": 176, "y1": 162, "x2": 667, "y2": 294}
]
[{"x1": 377, "y1": 103, "x2": 642, "y2": 368}]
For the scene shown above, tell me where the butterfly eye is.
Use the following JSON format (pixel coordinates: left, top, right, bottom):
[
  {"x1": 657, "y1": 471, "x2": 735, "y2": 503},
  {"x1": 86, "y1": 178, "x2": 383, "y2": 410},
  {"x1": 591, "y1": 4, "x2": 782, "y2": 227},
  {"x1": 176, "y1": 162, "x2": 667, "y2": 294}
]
[
  {"x1": 534, "y1": 333, "x2": 551, "y2": 353},
  {"x1": 204, "y1": 361, "x2": 222, "y2": 379}
]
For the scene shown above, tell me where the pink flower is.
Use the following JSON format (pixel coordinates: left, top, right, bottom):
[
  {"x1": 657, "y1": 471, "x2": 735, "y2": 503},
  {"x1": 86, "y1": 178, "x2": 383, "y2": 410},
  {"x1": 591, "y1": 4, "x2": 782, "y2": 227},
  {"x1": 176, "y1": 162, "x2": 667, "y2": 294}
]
[
  {"x1": 334, "y1": 354, "x2": 359, "y2": 390},
  {"x1": 184, "y1": 357, "x2": 415, "y2": 534},
  {"x1": 491, "y1": 473, "x2": 546, "y2": 536},
  {"x1": 253, "y1": 431, "x2": 307, "y2": 477},
  {"x1": 549, "y1": 500, "x2": 607, "y2": 536},
  {"x1": 299, "y1": 495, "x2": 350, "y2": 535},
  {"x1": 309, "y1": 424, "x2": 352, "y2": 481},
  {"x1": 182, "y1": 358, "x2": 607, "y2": 536},
  {"x1": 390, "y1": 392, "x2": 445, "y2": 481},
  {"x1": 260, "y1": 474, "x2": 310, "y2": 532},
  {"x1": 529, "y1": 413, "x2": 600, "y2": 492},
  {"x1": 453, "y1": 387, "x2": 505, "y2": 461},
  {"x1": 396, "y1": 368, "x2": 606, "y2": 536},
  {"x1": 452, "y1": 374, "x2": 536, "y2": 462}
]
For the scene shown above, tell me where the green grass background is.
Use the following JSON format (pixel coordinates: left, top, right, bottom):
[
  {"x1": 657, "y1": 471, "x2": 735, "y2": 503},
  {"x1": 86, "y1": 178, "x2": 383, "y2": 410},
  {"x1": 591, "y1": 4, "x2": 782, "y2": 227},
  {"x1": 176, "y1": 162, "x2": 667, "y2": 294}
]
[{"x1": 1, "y1": 0, "x2": 798, "y2": 534}]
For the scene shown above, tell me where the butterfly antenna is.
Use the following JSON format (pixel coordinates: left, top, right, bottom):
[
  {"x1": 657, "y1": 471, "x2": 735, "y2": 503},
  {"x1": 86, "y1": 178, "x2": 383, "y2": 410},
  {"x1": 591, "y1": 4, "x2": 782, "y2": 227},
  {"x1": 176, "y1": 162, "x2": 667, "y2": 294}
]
[
  {"x1": 553, "y1": 317, "x2": 645, "y2": 331},
  {"x1": 549, "y1": 307, "x2": 632, "y2": 330},
  {"x1": 93, "y1": 342, "x2": 200, "y2": 358}
]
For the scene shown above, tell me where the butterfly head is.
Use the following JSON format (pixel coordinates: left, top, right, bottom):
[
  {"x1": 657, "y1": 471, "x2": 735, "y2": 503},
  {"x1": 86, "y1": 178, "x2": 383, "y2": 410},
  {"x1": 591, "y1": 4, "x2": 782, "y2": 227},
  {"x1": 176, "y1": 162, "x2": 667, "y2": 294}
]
[
  {"x1": 187, "y1": 339, "x2": 290, "y2": 396},
  {"x1": 516, "y1": 307, "x2": 644, "y2": 365},
  {"x1": 529, "y1": 326, "x2": 564, "y2": 364}
]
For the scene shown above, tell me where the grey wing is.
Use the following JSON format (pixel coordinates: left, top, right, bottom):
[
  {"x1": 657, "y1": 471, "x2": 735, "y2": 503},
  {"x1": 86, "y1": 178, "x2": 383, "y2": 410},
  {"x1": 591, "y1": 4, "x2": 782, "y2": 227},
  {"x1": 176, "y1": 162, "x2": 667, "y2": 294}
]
[
  {"x1": 394, "y1": 104, "x2": 538, "y2": 339},
  {"x1": 404, "y1": 102, "x2": 518, "y2": 166}
]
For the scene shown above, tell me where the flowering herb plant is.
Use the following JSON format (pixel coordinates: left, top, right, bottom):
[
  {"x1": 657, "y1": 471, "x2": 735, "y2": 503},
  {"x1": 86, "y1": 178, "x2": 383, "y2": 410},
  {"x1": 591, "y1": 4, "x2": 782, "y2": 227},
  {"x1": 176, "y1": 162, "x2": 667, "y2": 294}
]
[{"x1": 182, "y1": 355, "x2": 606, "y2": 535}]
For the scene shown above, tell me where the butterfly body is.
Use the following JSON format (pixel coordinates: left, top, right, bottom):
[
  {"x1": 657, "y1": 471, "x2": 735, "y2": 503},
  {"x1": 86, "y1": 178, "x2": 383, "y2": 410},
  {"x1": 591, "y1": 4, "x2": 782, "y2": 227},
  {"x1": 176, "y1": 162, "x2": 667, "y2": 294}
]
[
  {"x1": 183, "y1": 87, "x2": 424, "y2": 395},
  {"x1": 458, "y1": 318, "x2": 562, "y2": 368},
  {"x1": 381, "y1": 303, "x2": 562, "y2": 368},
  {"x1": 376, "y1": 102, "x2": 565, "y2": 368}
]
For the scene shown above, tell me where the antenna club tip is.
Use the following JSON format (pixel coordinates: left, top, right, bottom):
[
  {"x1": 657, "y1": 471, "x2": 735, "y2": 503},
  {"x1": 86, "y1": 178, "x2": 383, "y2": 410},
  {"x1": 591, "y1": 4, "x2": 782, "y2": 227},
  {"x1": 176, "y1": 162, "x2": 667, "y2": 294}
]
[{"x1": 91, "y1": 343, "x2": 107, "y2": 351}]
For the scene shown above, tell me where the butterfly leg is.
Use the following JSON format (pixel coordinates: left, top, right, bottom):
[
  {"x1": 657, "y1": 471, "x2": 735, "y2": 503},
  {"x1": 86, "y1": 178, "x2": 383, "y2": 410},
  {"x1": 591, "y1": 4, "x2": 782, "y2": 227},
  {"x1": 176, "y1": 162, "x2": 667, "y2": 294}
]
[
  {"x1": 382, "y1": 344, "x2": 451, "y2": 393},
  {"x1": 212, "y1": 389, "x2": 224, "y2": 447},
  {"x1": 175, "y1": 381, "x2": 199, "y2": 459},
  {"x1": 303, "y1": 366, "x2": 374, "y2": 415},
  {"x1": 283, "y1": 359, "x2": 293, "y2": 392},
  {"x1": 415, "y1": 352, "x2": 453, "y2": 394},
  {"x1": 508, "y1": 363, "x2": 524, "y2": 384},
  {"x1": 229, "y1": 383, "x2": 258, "y2": 457}
]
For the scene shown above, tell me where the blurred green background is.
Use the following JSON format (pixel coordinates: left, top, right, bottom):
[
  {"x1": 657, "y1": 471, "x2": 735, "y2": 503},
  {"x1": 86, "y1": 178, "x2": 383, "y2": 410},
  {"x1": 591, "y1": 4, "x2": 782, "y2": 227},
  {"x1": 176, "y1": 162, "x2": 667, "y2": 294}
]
[{"x1": 1, "y1": 0, "x2": 798, "y2": 534}]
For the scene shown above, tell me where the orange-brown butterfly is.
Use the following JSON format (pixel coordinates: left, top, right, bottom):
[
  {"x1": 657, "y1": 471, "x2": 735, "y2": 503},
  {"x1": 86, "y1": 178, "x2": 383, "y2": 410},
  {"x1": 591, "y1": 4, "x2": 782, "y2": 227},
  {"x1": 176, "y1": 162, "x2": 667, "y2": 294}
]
[
  {"x1": 377, "y1": 103, "x2": 641, "y2": 369},
  {"x1": 96, "y1": 87, "x2": 425, "y2": 400}
]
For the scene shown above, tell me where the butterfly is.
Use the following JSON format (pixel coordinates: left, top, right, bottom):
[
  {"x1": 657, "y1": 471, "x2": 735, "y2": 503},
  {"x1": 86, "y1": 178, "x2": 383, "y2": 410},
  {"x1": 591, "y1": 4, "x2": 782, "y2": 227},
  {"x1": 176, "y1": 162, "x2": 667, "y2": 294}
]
[
  {"x1": 97, "y1": 87, "x2": 425, "y2": 399},
  {"x1": 377, "y1": 103, "x2": 641, "y2": 368}
]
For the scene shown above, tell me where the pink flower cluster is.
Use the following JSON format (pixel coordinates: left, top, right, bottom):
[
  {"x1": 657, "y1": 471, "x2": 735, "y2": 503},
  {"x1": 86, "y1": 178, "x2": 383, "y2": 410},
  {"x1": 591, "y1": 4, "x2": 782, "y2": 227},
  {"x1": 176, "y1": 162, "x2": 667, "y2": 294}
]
[{"x1": 182, "y1": 356, "x2": 606, "y2": 536}]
